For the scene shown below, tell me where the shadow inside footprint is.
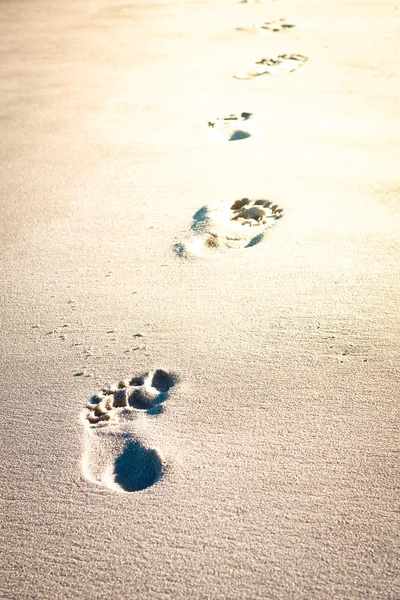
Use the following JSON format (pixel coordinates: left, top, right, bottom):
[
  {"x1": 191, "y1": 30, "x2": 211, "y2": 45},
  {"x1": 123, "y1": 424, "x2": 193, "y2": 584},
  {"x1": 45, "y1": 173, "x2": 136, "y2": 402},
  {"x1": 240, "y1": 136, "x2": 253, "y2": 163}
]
[
  {"x1": 128, "y1": 388, "x2": 160, "y2": 410},
  {"x1": 127, "y1": 369, "x2": 178, "y2": 410},
  {"x1": 246, "y1": 233, "x2": 265, "y2": 247},
  {"x1": 151, "y1": 369, "x2": 177, "y2": 392},
  {"x1": 114, "y1": 439, "x2": 163, "y2": 492},
  {"x1": 229, "y1": 130, "x2": 251, "y2": 141},
  {"x1": 191, "y1": 206, "x2": 209, "y2": 233}
]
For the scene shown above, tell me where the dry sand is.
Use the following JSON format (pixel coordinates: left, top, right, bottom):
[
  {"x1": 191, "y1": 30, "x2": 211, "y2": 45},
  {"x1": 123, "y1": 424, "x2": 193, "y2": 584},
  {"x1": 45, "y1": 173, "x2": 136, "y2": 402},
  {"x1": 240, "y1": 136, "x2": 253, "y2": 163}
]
[{"x1": 1, "y1": 0, "x2": 399, "y2": 598}]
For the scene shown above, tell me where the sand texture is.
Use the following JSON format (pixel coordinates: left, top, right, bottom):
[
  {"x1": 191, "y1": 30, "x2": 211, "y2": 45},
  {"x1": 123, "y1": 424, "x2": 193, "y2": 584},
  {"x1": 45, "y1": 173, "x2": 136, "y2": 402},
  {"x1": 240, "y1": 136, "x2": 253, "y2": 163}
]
[{"x1": 1, "y1": 0, "x2": 399, "y2": 598}]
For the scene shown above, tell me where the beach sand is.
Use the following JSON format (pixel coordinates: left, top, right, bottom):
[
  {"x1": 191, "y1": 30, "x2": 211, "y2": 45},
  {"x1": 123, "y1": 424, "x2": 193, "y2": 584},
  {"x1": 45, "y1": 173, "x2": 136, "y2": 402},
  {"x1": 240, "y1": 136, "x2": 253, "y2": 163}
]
[{"x1": 1, "y1": 0, "x2": 399, "y2": 598}]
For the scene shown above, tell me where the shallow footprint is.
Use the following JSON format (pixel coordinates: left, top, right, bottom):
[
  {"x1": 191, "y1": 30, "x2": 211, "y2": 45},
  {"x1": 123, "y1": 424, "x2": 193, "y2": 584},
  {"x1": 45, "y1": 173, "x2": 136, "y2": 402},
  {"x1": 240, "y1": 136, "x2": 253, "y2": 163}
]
[
  {"x1": 206, "y1": 112, "x2": 253, "y2": 142},
  {"x1": 261, "y1": 19, "x2": 295, "y2": 31},
  {"x1": 237, "y1": 19, "x2": 295, "y2": 33},
  {"x1": 81, "y1": 369, "x2": 177, "y2": 492},
  {"x1": 174, "y1": 198, "x2": 283, "y2": 257},
  {"x1": 235, "y1": 54, "x2": 307, "y2": 79}
]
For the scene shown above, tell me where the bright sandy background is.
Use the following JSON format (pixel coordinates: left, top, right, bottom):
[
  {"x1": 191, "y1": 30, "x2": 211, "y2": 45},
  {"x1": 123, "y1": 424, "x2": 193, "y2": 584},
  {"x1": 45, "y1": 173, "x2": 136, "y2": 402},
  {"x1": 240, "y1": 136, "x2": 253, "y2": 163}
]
[{"x1": 1, "y1": 0, "x2": 399, "y2": 598}]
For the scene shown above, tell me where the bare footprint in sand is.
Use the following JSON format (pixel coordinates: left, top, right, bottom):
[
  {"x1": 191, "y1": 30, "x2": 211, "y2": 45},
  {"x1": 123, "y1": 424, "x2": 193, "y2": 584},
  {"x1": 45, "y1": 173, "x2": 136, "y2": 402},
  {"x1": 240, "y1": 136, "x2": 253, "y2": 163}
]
[
  {"x1": 206, "y1": 112, "x2": 253, "y2": 141},
  {"x1": 235, "y1": 54, "x2": 307, "y2": 79},
  {"x1": 237, "y1": 19, "x2": 295, "y2": 33},
  {"x1": 81, "y1": 369, "x2": 177, "y2": 492},
  {"x1": 260, "y1": 19, "x2": 295, "y2": 32},
  {"x1": 174, "y1": 198, "x2": 283, "y2": 257}
]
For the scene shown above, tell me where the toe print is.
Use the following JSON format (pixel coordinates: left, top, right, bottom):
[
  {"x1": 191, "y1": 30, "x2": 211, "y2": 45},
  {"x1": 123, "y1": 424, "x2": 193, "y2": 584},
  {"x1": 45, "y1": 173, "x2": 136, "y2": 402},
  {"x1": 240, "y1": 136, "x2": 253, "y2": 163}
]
[
  {"x1": 235, "y1": 54, "x2": 307, "y2": 79},
  {"x1": 81, "y1": 369, "x2": 177, "y2": 492},
  {"x1": 174, "y1": 198, "x2": 283, "y2": 257},
  {"x1": 86, "y1": 369, "x2": 178, "y2": 426}
]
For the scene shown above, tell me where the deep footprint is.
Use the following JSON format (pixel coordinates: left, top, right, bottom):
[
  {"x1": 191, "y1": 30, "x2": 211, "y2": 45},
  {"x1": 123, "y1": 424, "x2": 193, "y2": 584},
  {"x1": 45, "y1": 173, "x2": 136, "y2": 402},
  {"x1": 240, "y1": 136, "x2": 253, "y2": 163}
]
[
  {"x1": 174, "y1": 197, "x2": 283, "y2": 257},
  {"x1": 235, "y1": 54, "x2": 307, "y2": 79},
  {"x1": 206, "y1": 112, "x2": 253, "y2": 141},
  {"x1": 81, "y1": 369, "x2": 177, "y2": 492}
]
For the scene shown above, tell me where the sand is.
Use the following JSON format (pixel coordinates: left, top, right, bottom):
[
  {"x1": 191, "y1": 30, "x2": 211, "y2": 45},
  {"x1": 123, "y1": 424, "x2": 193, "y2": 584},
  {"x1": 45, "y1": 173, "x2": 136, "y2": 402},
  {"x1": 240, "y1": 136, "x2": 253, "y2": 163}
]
[{"x1": 1, "y1": 0, "x2": 399, "y2": 598}]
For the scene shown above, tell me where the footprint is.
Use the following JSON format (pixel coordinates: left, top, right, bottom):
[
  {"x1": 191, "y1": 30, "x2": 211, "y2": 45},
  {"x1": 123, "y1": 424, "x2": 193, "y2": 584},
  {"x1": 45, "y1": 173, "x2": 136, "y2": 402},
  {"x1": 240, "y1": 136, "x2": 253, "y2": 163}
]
[
  {"x1": 234, "y1": 54, "x2": 307, "y2": 79},
  {"x1": 237, "y1": 19, "x2": 295, "y2": 33},
  {"x1": 206, "y1": 112, "x2": 253, "y2": 142},
  {"x1": 260, "y1": 19, "x2": 295, "y2": 32},
  {"x1": 81, "y1": 369, "x2": 177, "y2": 492},
  {"x1": 174, "y1": 198, "x2": 283, "y2": 257}
]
